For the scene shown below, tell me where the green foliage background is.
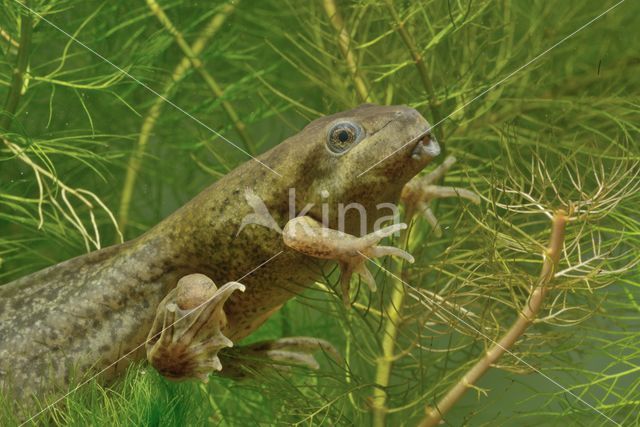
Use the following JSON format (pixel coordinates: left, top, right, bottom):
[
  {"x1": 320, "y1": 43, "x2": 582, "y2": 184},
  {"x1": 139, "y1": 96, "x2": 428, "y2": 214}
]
[{"x1": 1, "y1": 0, "x2": 639, "y2": 425}]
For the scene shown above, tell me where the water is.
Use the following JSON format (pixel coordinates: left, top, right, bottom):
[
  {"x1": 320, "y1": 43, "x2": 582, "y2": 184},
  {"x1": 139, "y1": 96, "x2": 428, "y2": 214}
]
[{"x1": 0, "y1": 1, "x2": 638, "y2": 425}]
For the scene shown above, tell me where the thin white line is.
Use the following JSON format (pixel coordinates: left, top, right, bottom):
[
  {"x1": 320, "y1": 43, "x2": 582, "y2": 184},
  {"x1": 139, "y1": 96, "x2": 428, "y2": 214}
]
[
  {"x1": 11, "y1": 0, "x2": 282, "y2": 178},
  {"x1": 359, "y1": 252, "x2": 621, "y2": 426},
  {"x1": 19, "y1": 250, "x2": 284, "y2": 426},
  {"x1": 357, "y1": 0, "x2": 627, "y2": 178},
  {"x1": 236, "y1": 250, "x2": 283, "y2": 282}
]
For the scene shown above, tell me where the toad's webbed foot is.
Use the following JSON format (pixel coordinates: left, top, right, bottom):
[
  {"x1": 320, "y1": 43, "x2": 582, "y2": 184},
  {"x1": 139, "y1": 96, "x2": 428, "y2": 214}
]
[
  {"x1": 401, "y1": 155, "x2": 480, "y2": 237},
  {"x1": 219, "y1": 337, "x2": 340, "y2": 379},
  {"x1": 146, "y1": 273, "x2": 245, "y2": 382},
  {"x1": 283, "y1": 216, "x2": 414, "y2": 306}
]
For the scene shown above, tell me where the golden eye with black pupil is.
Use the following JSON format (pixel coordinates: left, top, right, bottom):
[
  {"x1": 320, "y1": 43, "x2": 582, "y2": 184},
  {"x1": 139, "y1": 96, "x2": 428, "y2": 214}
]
[{"x1": 326, "y1": 122, "x2": 362, "y2": 154}]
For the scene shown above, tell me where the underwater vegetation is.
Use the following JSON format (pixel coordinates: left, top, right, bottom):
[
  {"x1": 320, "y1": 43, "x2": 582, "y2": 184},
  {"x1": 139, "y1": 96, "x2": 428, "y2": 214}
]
[{"x1": 1, "y1": 0, "x2": 639, "y2": 425}]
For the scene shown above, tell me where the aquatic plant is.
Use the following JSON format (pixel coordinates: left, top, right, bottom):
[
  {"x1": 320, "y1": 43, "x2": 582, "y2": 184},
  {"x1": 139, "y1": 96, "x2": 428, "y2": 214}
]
[{"x1": 1, "y1": 0, "x2": 638, "y2": 425}]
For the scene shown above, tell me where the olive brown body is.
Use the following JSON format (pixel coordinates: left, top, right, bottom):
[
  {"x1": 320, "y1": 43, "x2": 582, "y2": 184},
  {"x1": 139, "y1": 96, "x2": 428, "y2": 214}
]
[{"x1": 0, "y1": 104, "x2": 436, "y2": 404}]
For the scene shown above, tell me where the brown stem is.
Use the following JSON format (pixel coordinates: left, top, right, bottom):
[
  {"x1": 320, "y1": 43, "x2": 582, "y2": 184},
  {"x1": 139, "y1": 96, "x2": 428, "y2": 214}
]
[
  {"x1": 322, "y1": 0, "x2": 375, "y2": 103},
  {"x1": 1, "y1": 1, "x2": 32, "y2": 130},
  {"x1": 419, "y1": 211, "x2": 567, "y2": 427}
]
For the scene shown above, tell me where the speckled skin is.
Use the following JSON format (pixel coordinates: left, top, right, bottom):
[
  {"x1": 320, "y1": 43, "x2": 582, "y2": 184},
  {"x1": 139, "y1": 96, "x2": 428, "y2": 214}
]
[{"x1": 0, "y1": 104, "x2": 435, "y2": 405}]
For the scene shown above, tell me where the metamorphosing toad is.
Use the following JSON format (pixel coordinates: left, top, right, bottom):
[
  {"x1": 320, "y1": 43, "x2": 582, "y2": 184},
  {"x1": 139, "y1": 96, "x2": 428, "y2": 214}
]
[{"x1": 0, "y1": 104, "x2": 479, "y2": 409}]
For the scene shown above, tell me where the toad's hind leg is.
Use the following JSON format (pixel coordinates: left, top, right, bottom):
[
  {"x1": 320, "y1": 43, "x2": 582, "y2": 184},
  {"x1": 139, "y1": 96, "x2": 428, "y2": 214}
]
[
  {"x1": 146, "y1": 273, "x2": 245, "y2": 382},
  {"x1": 219, "y1": 337, "x2": 341, "y2": 379}
]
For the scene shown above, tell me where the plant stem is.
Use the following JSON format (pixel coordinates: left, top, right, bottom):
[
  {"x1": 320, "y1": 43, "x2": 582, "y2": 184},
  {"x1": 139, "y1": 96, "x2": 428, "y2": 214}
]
[
  {"x1": 322, "y1": 0, "x2": 375, "y2": 103},
  {"x1": 1, "y1": 136, "x2": 122, "y2": 249},
  {"x1": 118, "y1": 2, "x2": 237, "y2": 234},
  {"x1": 384, "y1": 0, "x2": 444, "y2": 148},
  {"x1": 0, "y1": 25, "x2": 20, "y2": 48},
  {"x1": 419, "y1": 211, "x2": 567, "y2": 427},
  {"x1": 371, "y1": 227, "x2": 411, "y2": 427},
  {"x1": 146, "y1": 0, "x2": 253, "y2": 153},
  {"x1": 1, "y1": 1, "x2": 32, "y2": 130}
]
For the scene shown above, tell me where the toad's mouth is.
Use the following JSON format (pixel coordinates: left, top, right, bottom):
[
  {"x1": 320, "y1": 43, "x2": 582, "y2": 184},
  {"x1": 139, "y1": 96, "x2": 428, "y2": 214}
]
[{"x1": 410, "y1": 129, "x2": 440, "y2": 161}]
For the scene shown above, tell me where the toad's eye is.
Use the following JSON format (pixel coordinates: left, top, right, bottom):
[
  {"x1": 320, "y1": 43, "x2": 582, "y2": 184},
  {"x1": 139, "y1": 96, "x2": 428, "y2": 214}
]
[{"x1": 327, "y1": 122, "x2": 362, "y2": 154}]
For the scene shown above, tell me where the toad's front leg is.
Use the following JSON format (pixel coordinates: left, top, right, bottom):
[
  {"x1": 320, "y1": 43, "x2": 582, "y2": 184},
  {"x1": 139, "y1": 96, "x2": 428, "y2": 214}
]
[
  {"x1": 146, "y1": 273, "x2": 245, "y2": 382},
  {"x1": 283, "y1": 216, "x2": 414, "y2": 306},
  {"x1": 401, "y1": 156, "x2": 480, "y2": 236}
]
